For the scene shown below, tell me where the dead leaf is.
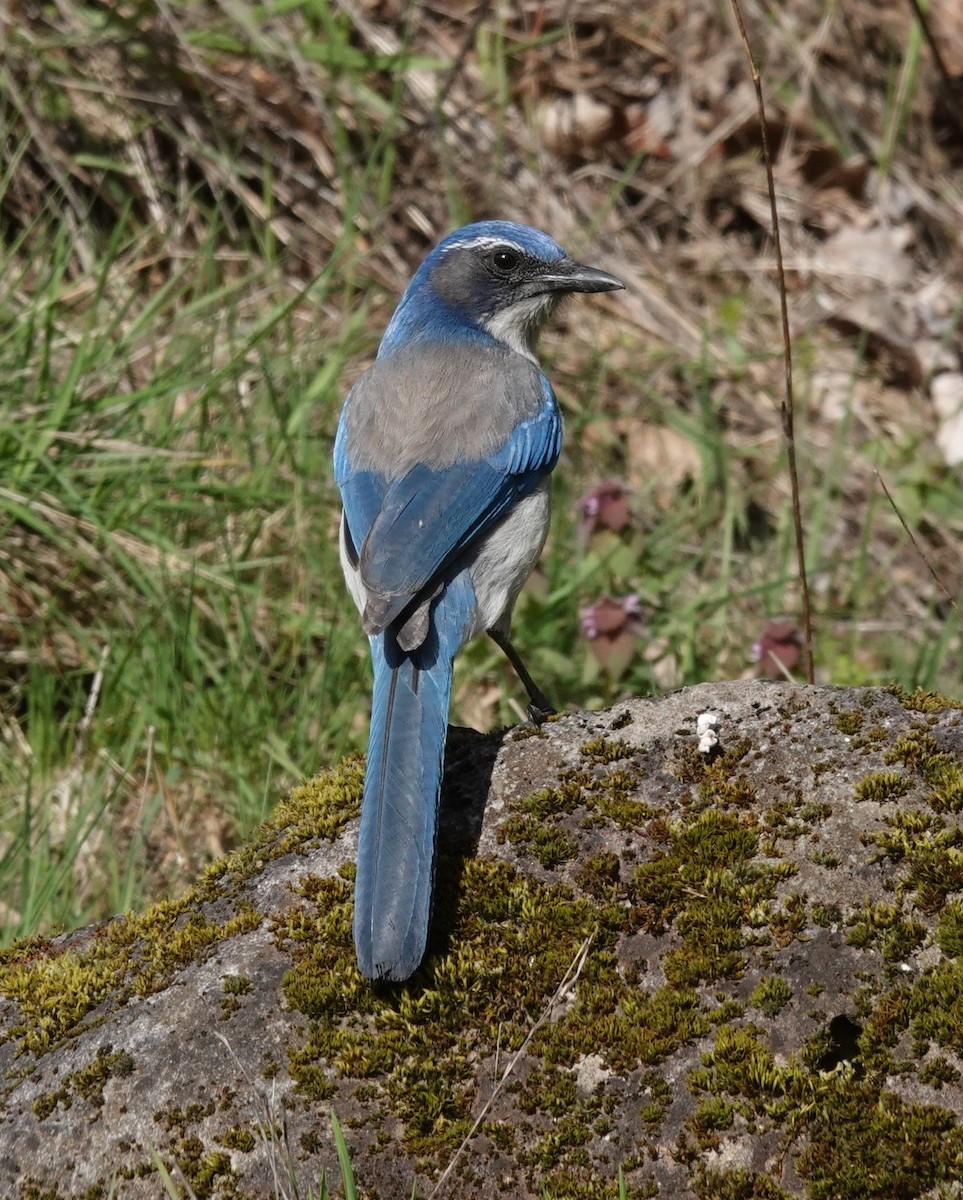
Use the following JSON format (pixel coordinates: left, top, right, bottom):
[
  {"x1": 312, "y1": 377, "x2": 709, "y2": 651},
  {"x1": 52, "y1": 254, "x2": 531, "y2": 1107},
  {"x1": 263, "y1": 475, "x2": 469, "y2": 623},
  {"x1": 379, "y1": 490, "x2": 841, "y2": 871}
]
[
  {"x1": 536, "y1": 94, "x2": 618, "y2": 156},
  {"x1": 931, "y1": 372, "x2": 963, "y2": 466},
  {"x1": 815, "y1": 224, "x2": 915, "y2": 288}
]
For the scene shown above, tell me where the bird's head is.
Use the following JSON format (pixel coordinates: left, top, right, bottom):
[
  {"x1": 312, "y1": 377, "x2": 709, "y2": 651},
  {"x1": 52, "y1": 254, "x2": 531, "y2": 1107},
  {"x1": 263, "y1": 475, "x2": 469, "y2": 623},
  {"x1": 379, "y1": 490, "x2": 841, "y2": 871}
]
[{"x1": 380, "y1": 220, "x2": 624, "y2": 359}]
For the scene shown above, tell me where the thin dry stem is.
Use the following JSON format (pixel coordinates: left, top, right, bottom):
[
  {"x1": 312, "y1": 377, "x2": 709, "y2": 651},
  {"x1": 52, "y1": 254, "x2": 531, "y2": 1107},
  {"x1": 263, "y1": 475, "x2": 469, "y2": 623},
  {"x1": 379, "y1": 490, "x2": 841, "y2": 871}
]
[
  {"x1": 876, "y1": 471, "x2": 963, "y2": 626},
  {"x1": 729, "y1": 0, "x2": 815, "y2": 684}
]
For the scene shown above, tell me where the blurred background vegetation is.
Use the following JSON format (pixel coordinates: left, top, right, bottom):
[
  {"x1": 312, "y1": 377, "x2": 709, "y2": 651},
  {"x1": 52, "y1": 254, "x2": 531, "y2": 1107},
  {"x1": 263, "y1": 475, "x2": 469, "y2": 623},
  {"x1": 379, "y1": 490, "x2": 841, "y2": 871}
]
[{"x1": 1, "y1": 0, "x2": 962, "y2": 940}]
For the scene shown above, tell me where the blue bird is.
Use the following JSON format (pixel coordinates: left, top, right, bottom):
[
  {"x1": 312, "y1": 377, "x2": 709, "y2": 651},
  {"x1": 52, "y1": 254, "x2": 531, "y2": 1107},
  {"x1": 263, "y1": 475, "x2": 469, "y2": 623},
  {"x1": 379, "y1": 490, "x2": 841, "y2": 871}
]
[{"x1": 334, "y1": 220, "x2": 624, "y2": 981}]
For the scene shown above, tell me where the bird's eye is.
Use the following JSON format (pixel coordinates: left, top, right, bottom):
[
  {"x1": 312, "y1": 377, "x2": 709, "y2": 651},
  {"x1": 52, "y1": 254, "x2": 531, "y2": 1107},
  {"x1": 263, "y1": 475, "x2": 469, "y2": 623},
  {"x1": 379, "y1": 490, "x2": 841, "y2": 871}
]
[{"x1": 490, "y1": 248, "x2": 521, "y2": 273}]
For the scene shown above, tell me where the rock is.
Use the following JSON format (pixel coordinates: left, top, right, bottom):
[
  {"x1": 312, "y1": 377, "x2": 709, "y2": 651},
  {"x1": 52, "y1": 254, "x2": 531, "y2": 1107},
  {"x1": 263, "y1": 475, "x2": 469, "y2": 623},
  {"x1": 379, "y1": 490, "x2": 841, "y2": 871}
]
[{"x1": 2, "y1": 680, "x2": 963, "y2": 1198}]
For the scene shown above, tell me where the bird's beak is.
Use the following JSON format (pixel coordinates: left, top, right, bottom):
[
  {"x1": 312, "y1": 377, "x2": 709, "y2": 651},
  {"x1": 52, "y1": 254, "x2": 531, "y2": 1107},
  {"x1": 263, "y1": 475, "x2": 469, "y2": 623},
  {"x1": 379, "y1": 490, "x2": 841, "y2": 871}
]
[{"x1": 535, "y1": 258, "x2": 625, "y2": 296}]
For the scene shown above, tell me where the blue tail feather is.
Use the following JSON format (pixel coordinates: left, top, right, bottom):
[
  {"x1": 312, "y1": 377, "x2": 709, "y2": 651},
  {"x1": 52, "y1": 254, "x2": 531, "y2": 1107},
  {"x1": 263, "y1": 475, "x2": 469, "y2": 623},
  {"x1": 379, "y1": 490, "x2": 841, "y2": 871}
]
[{"x1": 353, "y1": 576, "x2": 473, "y2": 981}]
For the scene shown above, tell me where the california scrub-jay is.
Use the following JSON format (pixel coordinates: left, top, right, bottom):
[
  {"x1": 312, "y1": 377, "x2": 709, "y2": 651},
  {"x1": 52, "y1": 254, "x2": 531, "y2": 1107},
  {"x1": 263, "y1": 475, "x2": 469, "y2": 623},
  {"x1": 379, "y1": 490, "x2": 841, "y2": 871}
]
[{"x1": 335, "y1": 220, "x2": 623, "y2": 981}]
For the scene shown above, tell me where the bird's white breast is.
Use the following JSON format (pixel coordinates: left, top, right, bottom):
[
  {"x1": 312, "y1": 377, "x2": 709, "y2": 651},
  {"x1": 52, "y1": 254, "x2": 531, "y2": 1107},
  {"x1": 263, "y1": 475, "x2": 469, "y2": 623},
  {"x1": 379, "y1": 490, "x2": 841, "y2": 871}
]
[{"x1": 466, "y1": 481, "x2": 551, "y2": 639}]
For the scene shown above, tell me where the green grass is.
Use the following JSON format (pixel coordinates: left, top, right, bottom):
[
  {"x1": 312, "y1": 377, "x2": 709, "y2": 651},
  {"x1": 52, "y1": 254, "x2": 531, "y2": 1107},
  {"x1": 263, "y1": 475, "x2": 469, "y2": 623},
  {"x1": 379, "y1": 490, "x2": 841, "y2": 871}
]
[
  {"x1": 1, "y1": 0, "x2": 962, "y2": 950},
  {"x1": 0, "y1": 196, "x2": 393, "y2": 930}
]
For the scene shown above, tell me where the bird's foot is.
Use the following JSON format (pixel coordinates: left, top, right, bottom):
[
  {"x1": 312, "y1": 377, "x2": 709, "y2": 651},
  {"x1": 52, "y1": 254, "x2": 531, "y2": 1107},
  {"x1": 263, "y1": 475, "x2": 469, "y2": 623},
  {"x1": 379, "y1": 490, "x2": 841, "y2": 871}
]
[{"x1": 527, "y1": 699, "x2": 556, "y2": 727}]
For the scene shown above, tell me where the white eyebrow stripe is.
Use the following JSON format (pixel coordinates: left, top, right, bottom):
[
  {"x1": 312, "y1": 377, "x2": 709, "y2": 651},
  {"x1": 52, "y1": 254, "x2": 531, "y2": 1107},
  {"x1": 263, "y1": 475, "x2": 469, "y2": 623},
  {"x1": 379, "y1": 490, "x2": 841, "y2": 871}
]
[{"x1": 439, "y1": 236, "x2": 527, "y2": 254}]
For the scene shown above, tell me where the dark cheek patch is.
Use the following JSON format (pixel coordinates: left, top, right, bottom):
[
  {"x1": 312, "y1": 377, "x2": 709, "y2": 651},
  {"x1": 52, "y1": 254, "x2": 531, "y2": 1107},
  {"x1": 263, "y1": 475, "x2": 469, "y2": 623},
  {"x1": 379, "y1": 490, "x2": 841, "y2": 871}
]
[{"x1": 430, "y1": 254, "x2": 485, "y2": 312}]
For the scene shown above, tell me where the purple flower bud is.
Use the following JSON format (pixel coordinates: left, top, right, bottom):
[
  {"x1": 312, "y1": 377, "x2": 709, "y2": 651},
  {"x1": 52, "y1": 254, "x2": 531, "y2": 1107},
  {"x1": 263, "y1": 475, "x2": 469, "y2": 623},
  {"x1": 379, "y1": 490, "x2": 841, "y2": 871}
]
[
  {"x1": 752, "y1": 618, "x2": 803, "y2": 679},
  {"x1": 576, "y1": 481, "x2": 632, "y2": 545},
  {"x1": 579, "y1": 594, "x2": 646, "y2": 676}
]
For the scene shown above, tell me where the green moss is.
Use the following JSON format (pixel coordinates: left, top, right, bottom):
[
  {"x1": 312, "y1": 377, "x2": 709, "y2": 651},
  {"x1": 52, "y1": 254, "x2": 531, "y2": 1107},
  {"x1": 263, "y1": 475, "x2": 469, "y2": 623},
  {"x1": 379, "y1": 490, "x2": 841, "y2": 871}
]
[
  {"x1": 538, "y1": 976, "x2": 710, "y2": 1074},
  {"x1": 674, "y1": 738, "x2": 753, "y2": 787},
  {"x1": 880, "y1": 728, "x2": 963, "y2": 813},
  {"x1": 637, "y1": 1071, "x2": 673, "y2": 1130},
  {"x1": 12, "y1": 709, "x2": 963, "y2": 1198},
  {"x1": 517, "y1": 783, "x2": 584, "y2": 819},
  {"x1": 219, "y1": 1125, "x2": 257, "y2": 1152},
  {"x1": 693, "y1": 1166, "x2": 792, "y2": 1199},
  {"x1": 0, "y1": 760, "x2": 364, "y2": 1056},
  {"x1": 687, "y1": 1094, "x2": 735, "y2": 1148},
  {"x1": 632, "y1": 811, "x2": 756, "y2": 921},
  {"x1": 500, "y1": 757, "x2": 656, "y2": 861},
  {"x1": 930, "y1": 772, "x2": 963, "y2": 814},
  {"x1": 937, "y1": 901, "x2": 963, "y2": 957},
  {"x1": 710, "y1": 998, "x2": 746, "y2": 1024},
  {"x1": 845, "y1": 902, "x2": 926, "y2": 962},
  {"x1": 219, "y1": 972, "x2": 253, "y2": 1018},
  {"x1": 749, "y1": 975, "x2": 792, "y2": 1017},
  {"x1": 482, "y1": 1120, "x2": 516, "y2": 1151},
  {"x1": 30, "y1": 1045, "x2": 135, "y2": 1120},
  {"x1": 30, "y1": 1093, "x2": 59, "y2": 1122},
  {"x1": 688, "y1": 1024, "x2": 791, "y2": 1112},
  {"x1": 583, "y1": 769, "x2": 653, "y2": 830},
  {"x1": 884, "y1": 729, "x2": 942, "y2": 770},
  {"x1": 579, "y1": 736, "x2": 635, "y2": 764},
  {"x1": 521, "y1": 1113, "x2": 593, "y2": 1169},
  {"x1": 539, "y1": 1169, "x2": 650, "y2": 1199},
  {"x1": 811, "y1": 903, "x2": 841, "y2": 927},
  {"x1": 703, "y1": 775, "x2": 757, "y2": 810},
  {"x1": 169, "y1": 1139, "x2": 234, "y2": 1198},
  {"x1": 854, "y1": 771, "x2": 913, "y2": 803},
  {"x1": 511, "y1": 723, "x2": 545, "y2": 741},
  {"x1": 798, "y1": 1085, "x2": 961, "y2": 1199},
  {"x1": 2, "y1": 948, "x2": 125, "y2": 1056},
  {"x1": 19, "y1": 1185, "x2": 98, "y2": 1200},
  {"x1": 799, "y1": 800, "x2": 833, "y2": 824},
  {"x1": 690, "y1": 1022, "x2": 963, "y2": 1199},
  {"x1": 632, "y1": 810, "x2": 797, "y2": 986},
  {"x1": 889, "y1": 686, "x2": 960, "y2": 713},
  {"x1": 919, "y1": 1056, "x2": 961, "y2": 1089},
  {"x1": 221, "y1": 974, "x2": 252, "y2": 996},
  {"x1": 909, "y1": 957, "x2": 963, "y2": 1053},
  {"x1": 574, "y1": 852, "x2": 622, "y2": 900},
  {"x1": 870, "y1": 809, "x2": 963, "y2": 912},
  {"x1": 836, "y1": 710, "x2": 865, "y2": 735},
  {"x1": 517, "y1": 1062, "x2": 579, "y2": 1116},
  {"x1": 763, "y1": 797, "x2": 808, "y2": 840},
  {"x1": 155, "y1": 1101, "x2": 216, "y2": 1135},
  {"x1": 271, "y1": 845, "x2": 717, "y2": 1191},
  {"x1": 855, "y1": 986, "x2": 911, "y2": 1072},
  {"x1": 497, "y1": 815, "x2": 579, "y2": 868}
]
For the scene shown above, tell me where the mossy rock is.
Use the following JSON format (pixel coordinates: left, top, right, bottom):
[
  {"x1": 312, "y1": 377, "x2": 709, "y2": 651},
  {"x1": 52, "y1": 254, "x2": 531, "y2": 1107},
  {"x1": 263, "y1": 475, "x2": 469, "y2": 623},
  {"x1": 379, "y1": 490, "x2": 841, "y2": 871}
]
[{"x1": 1, "y1": 681, "x2": 963, "y2": 1198}]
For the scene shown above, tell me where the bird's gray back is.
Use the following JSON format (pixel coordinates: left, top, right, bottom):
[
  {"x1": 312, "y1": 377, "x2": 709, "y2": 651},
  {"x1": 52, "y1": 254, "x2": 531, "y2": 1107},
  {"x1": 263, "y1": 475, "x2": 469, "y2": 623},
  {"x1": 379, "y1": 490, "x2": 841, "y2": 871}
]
[{"x1": 341, "y1": 340, "x2": 548, "y2": 477}]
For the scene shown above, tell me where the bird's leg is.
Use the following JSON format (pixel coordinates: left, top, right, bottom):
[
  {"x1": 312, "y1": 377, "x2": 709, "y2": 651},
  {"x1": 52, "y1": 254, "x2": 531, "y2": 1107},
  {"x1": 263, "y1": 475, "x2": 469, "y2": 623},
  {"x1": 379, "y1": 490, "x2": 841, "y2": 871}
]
[{"x1": 488, "y1": 629, "x2": 555, "y2": 725}]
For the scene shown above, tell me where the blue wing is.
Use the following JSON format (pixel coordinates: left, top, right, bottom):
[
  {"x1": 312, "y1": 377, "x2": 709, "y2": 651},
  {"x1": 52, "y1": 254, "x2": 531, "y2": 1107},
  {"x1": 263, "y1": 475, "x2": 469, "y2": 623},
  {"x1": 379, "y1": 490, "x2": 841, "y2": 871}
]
[
  {"x1": 348, "y1": 385, "x2": 561, "y2": 632},
  {"x1": 334, "y1": 412, "x2": 384, "y2": 561}
]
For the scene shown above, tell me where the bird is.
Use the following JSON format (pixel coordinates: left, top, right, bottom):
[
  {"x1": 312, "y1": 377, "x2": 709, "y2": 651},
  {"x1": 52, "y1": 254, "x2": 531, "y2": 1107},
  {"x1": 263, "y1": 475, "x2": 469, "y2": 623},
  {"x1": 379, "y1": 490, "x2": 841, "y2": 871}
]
[{"x1": 334, "y1": 220, "x2": 624, "y2": 981}]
